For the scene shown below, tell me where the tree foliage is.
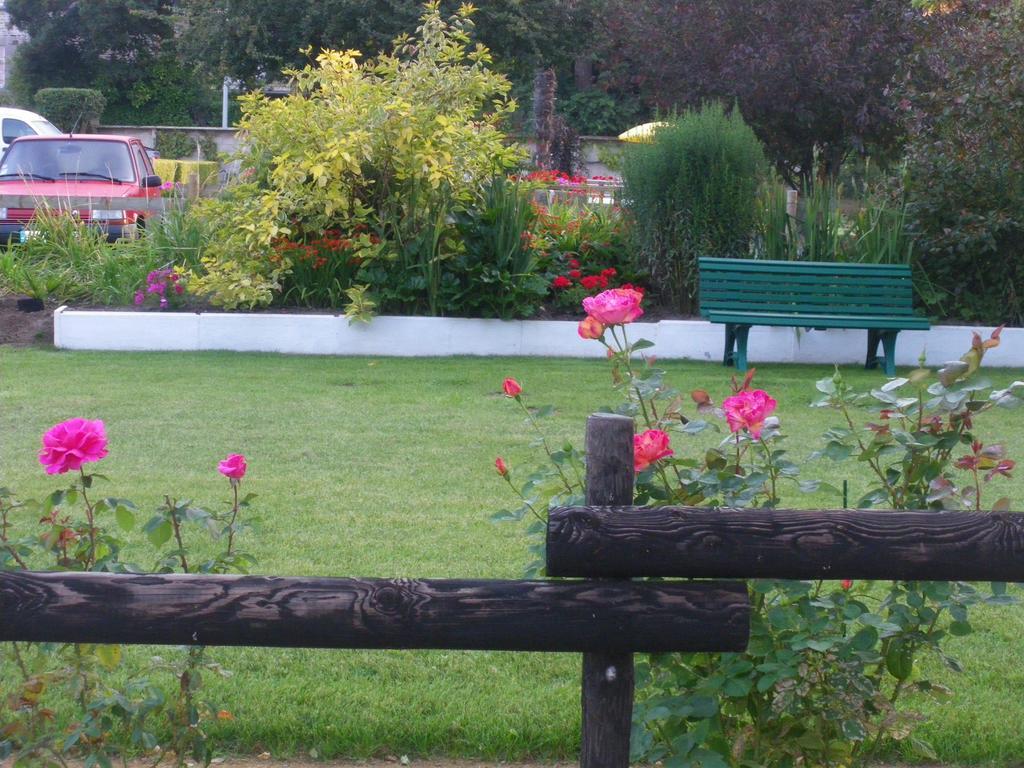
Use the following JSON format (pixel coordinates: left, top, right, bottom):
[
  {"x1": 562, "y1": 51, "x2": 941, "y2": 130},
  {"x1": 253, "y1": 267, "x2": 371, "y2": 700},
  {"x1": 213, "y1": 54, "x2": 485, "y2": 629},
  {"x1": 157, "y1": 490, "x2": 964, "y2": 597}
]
[
  {"x1": 175, "y1": 0, "x2": 593, "y2": 85},
  {"x1": 6, "y1": 0, "x2": 214, "y2": 125},
  {"x1": 901, "y1": 0, "x2": 1024, "y2": 325},
  {"x1": 598, "y1": 0, "x2": 917, "y2": 185}
]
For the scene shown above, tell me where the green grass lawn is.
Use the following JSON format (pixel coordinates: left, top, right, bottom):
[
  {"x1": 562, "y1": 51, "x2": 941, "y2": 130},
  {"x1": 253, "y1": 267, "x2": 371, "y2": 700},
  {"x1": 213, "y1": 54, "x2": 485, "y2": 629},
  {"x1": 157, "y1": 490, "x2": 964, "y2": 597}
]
[{"x1": 1, "y1": 348, "x2": 1023, "y2": 763}]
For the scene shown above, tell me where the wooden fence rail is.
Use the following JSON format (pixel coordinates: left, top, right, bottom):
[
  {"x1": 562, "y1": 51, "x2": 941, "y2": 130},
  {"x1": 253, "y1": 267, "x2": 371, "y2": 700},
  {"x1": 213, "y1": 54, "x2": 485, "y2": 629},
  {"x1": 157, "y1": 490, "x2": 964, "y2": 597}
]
[
  {"x1": 547, "y1": 505, "x2": 1024, "y2": 581},
  {"x1": 0, "y1": 571, "x2": 748, "y2": 652}
]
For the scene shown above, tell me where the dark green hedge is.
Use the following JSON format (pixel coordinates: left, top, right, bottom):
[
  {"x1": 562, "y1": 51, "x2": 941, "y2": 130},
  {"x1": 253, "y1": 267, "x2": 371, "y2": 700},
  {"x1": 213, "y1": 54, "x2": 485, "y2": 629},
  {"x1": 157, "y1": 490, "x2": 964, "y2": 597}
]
[{"x1": 34, "y1": 88, "x2": 107, "y2": 132}]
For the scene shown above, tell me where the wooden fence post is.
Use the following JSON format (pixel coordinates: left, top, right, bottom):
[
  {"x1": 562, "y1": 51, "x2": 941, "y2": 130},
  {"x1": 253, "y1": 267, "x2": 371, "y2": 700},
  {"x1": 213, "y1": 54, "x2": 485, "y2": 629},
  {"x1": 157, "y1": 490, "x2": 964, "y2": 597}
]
[{"x1": 581, "y1": 413, "x2": 635, "y2": 768}]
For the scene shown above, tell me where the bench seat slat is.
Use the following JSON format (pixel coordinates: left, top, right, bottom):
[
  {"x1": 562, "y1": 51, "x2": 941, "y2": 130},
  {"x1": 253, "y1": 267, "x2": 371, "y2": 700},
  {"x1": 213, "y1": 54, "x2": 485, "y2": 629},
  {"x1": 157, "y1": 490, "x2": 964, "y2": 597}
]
[{"x1": 706, "y1": 310, "x2": 930, "y2": 330}]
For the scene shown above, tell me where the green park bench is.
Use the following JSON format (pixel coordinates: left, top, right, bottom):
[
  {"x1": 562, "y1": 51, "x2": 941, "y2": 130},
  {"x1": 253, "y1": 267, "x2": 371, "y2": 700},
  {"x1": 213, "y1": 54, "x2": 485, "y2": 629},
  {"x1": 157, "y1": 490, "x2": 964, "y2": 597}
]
[{"x1": 698, "y1": 257, "x2": 930, "y2": 375}]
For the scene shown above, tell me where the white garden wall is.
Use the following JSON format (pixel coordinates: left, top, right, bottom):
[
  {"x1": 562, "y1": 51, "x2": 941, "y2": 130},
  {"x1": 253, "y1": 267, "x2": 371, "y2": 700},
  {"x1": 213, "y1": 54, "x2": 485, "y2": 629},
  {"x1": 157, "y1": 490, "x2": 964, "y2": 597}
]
[{"x1": 53, "y1": 308, "x2": 1023, "y2": 368}]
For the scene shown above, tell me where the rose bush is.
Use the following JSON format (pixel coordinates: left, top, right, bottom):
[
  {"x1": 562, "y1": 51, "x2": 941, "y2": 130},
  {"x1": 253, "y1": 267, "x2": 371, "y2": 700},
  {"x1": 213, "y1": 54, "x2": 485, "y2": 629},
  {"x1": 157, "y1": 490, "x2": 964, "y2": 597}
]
[
  {"x1": 1, "y1": 421, "x2": 256, "y2": 768},
  {"x1": 494, "y1": 289, "x2": 1023, "y2": 767}
]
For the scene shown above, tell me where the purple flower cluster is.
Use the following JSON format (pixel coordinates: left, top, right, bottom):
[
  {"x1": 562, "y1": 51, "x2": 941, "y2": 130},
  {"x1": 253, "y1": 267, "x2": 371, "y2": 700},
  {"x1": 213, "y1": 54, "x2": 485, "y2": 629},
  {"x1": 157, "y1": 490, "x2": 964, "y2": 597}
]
[{"x1": 134, "y1": 268, "x2": 185, "y2": 309}]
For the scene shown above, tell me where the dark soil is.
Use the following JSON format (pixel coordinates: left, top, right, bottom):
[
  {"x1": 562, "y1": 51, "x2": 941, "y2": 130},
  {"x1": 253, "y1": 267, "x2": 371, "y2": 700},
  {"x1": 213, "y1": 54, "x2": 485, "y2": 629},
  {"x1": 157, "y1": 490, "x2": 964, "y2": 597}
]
[{"x1": 0, "y1": 293, "x2": 55, "y2": 346}]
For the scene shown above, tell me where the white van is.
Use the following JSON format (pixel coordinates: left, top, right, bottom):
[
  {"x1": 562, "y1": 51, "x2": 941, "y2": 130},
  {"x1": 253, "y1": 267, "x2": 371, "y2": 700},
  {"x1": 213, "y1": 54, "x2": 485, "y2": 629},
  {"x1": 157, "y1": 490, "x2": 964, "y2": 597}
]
[{"x1": 0, "y1": 108, "x2": 62, "y2": 154}]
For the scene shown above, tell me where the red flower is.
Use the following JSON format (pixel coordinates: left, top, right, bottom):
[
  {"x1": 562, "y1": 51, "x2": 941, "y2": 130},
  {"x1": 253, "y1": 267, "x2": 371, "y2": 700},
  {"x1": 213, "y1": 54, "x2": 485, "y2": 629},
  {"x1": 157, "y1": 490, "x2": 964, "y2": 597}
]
[
  {"x1": 569, "y1": 269, "x2": 582, "y2": 279},
  {"x1": 552, "y1": 275, "x2": 572, "y2": 289},
  {"x1": 580, "y1": 275, "x2": 601, "y2": 290},
  {"x1": 568, "y1": 258, "x2": 580, "y2": 269},
  {"x1": 634, "y1": 429, "x2": 674, "y2": 472},
  {"x1": 39, "y1": 418, "x2": 109, "y2": 475},
  {"x1": 841, "y1": 579, "x2": 853, "y2": 591},
  {"x1": 495, "y1": 457, "x2": 509, "y2": 477},
  {"x1": 502, "y1": 378, "x2": 522, "y2": 398},
  {"x1": 601, "y1": 268, "x2": 617, "y2": 278},
  {"x1": 218, "y1": 453, "x2": 247, "y2": 480}
]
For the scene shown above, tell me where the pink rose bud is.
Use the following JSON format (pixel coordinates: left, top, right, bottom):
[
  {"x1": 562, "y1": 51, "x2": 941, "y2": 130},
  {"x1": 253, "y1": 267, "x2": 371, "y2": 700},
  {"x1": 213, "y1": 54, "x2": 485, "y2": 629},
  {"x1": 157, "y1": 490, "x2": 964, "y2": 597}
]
[
  {"x1": 578, "y1": 315, "x2": 605, "y2": 340},
  {"x1": 38, "y1": 418, "x2": 109, "y2": 475},
  {"x1": 633, "y1": 429, "x2": 674, "y2": 472},
  {"x1": 722, "y1": 389, "x2": 779, "y2": 440},
  {"x1": 502, "y1": 378, "x2": 523, "y2": 398},
  {"x1": 841, "y1": 579, "x2": 853, "y2": 591},
  {"x1": 218, "y1": 453, "x2": 247, "y2": 479},
  {"x1": 495, "y1": 457, "x2": 509, "y2": 476},
  {"x1": 581, "y1": 287, "x2": 644, "y2": 326}
]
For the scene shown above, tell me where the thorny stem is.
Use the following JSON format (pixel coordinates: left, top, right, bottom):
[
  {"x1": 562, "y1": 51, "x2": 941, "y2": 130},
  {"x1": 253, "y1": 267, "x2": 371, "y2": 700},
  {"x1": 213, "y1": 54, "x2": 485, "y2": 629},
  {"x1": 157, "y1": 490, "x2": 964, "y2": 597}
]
[
  {"x1": 226, "y1": 481, "x2": 240, "y2": 556},
  {"x1": 78, "y1": 469, "x2": 97, "y2": 570},
  {"x1": 759, "y1": 437, "x2": 779, "y2": 505},
  {"x1": 837, "y1": 399, "x2": 900, "y2": 507},
  {"x1": 502, "y1": 474, "x2": 546, "y2": 524},
  {"x1": 167, "y1": 498, "x2": 190, "y2": 573}
]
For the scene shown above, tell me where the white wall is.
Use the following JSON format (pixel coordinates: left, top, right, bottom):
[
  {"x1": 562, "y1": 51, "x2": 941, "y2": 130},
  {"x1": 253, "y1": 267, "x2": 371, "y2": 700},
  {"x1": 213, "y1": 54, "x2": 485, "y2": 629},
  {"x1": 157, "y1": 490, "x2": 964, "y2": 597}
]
[{"x1": 54, "y1": 309, "x2": 1023, "y2": 368}]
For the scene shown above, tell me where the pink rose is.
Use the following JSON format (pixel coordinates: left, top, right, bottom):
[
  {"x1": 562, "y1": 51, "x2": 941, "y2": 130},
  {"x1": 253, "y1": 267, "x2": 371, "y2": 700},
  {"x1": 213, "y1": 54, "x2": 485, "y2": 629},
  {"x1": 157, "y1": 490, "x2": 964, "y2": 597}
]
[
  {"x1": 218, "y1": 453, "x2": 247, "y2": 479},
  {"x1": 495, "y1": 457, "x2": 509, "y2": 476},
  {"x1": 582, "y1": 288, "x2": 644, "y2": 326},
  {"x1": 38, "y1": 418, "x2": 109, "y2": 475},
  {"x1": 578, "y1": 316, "x2": 605, "y2": 340},
  {"x1": 722, "y1": 389, "x2": 778, "y2": 439},
  {"x1": 502, "y1": 378, "x2": 523, "y2": 398},
  {"x1": 841, "y1": 579, "x2": 853, "y2": 591},
  {"x1": 634, "y1": 429, "x2": 673, "y2": 472}
]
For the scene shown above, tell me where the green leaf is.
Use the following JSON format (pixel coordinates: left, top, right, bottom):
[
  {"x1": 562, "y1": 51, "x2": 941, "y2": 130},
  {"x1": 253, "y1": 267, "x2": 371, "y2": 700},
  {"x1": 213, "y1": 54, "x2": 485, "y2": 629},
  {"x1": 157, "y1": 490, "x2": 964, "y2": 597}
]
[
  {"x1": 949, "y1": 620, "x2": 972, "y2": 636},
  {"x1": 115, "y1": 505, "x2": 135, "y2": 531},
  {"x1": 146, "y1": 519, "x2": 173, "y2": 548}
]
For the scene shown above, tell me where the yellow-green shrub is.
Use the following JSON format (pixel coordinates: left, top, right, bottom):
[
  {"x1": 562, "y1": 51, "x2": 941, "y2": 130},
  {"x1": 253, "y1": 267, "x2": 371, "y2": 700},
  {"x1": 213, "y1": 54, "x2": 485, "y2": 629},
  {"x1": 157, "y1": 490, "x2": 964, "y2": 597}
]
[{"x1": 194, "y1": 2, "x2": 524, "y2": 308}]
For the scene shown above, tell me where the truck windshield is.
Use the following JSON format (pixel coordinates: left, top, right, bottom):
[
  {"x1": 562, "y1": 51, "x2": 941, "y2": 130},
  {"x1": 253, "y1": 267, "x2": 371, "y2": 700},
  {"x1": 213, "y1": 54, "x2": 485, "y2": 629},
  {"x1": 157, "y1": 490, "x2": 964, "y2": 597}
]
[{"x1": 0, "y1": 140, "x2": 135, "y2": 183}]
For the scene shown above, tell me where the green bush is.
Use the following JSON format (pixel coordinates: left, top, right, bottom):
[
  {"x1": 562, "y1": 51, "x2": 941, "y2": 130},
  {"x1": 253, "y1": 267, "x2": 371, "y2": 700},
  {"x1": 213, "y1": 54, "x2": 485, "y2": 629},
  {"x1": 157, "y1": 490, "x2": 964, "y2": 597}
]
[
  {"x1": 34, "y1": 88, "x2": 107, "y2": 132},
  {"x1": 621, "y1": 102, "x2": 767, "y2": 313}
]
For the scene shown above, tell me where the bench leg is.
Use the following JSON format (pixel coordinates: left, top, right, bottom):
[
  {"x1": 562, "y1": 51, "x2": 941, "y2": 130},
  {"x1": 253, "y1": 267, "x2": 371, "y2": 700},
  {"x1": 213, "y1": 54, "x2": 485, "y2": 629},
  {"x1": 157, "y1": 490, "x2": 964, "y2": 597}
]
[
  {"x1": 581, "y1": 652, "x2": 635, "y2": 768},
  {"x1": 865, "y1": 329, "x2": 881, "y2": 370},
  {"x1": 734, "y1": 325, "x2": 751, "y2": 372},
  {"x1": 880, "y1": 330, "x2": 898, "y2": 377},
  {"x1": 723, "y1": 324, "x2": 736, "y2": 366}
]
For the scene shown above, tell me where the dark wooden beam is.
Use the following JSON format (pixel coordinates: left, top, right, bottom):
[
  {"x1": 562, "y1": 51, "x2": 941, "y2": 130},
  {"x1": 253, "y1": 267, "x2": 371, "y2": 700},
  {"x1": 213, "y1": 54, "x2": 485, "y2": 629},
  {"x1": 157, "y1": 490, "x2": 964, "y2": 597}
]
[
  {"x1": 547, "y1": 505, "x2": 1024, "y2": 581},
  {"x1": 581, "y1": 413, "x2": 637, "y2": 768},
  {"x1": 0, "y1": 571, "x2": 749, "y2": 653}
]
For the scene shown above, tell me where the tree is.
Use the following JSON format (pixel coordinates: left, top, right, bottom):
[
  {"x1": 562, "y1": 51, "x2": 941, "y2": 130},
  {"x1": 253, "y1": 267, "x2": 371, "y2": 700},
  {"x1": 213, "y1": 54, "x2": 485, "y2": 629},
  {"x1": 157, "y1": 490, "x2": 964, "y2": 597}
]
[
  {"x1": 6, "y1": 0, "x2": 212, "y2": 125},
  {"x1": 597, "y1": 0, "x2": 918, "y2": 185},
  {"x1": 175, "y1": 0, "x2": 592, "y2": 85},
  {"x1": 900, "y1": 0, "x2": 1024, "y2": 325}
]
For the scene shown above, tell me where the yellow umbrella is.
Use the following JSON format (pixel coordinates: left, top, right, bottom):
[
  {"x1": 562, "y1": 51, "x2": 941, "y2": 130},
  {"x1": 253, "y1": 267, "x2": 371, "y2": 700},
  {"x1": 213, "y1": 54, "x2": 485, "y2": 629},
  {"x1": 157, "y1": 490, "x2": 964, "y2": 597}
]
[{"x1": 617, "y1": 121, "x2": 670, "y2": 143}]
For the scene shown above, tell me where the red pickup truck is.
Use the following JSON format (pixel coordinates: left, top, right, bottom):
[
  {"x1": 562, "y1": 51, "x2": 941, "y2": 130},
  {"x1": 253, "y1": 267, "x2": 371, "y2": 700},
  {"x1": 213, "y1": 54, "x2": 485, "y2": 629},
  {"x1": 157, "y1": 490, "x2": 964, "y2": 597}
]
[{"x1": 0, "y1": 134, "x2": 162, "y2": 242}]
